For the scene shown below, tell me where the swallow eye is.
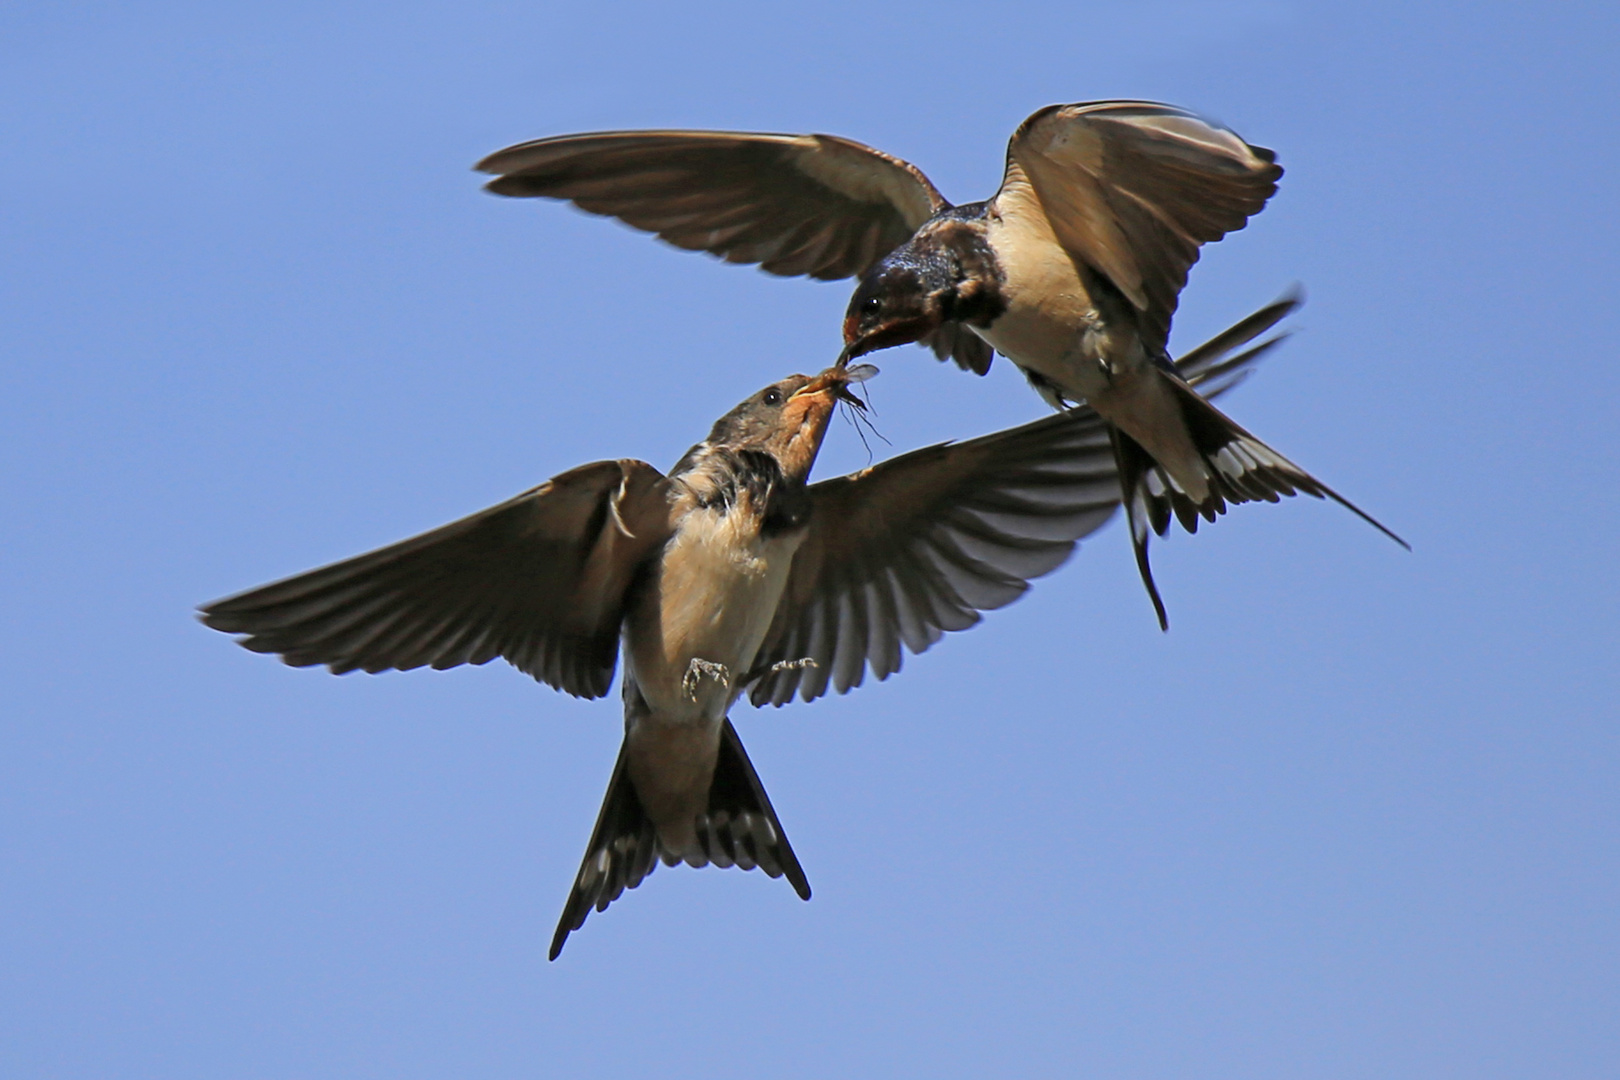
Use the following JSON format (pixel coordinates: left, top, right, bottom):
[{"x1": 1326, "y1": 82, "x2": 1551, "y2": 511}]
[
  {"x1": 762, "y1": 388, "x2": 783, "y2": 406},
  {"x1": 861, "y1": 296, "x2": 882, "y2": 316}
]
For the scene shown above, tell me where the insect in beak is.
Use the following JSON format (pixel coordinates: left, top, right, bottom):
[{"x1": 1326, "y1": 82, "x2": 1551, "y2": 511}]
[{"x1": 793, "y1": 364, "x2": 878, "y2": 411}]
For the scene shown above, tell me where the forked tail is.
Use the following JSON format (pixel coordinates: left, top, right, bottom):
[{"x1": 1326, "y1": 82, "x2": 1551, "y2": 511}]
[
  {"x1": 1113, "y1": 295, "x2": 1409, "y2": 630},
  {"x1": 550, "y1": 719, "x2": 809, "y2": 959},
  {"x1": 549, "y1": 742, "x2": 658, "y2": 961}
]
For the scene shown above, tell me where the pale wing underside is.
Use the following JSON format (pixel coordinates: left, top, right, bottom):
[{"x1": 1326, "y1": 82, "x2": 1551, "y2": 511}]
[
  {"x1": 1003, "y1": 101, "x2": 1283, "y2": 352},
  {"x1": 477, "y1": 130, "x2": 947, "y2": 280},
  {"x1": 199, "y1": 460, "x2": 675, "y2": 699}
]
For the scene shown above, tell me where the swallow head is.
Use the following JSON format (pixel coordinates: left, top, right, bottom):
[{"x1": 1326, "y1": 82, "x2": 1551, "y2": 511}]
[
  {"x1": 841, "y1": 242, "x2": 958, "y2": 362},
  {"x1": 707, "y1": 366, "x2": 874, "y2": 482}
]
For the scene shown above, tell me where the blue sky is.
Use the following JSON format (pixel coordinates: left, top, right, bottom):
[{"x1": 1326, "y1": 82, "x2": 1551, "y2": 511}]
[{"x1": 2, "y1": 2, "x2": 1616, "y2": 1077}]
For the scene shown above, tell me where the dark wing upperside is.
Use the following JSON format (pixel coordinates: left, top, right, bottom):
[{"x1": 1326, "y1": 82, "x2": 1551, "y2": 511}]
[
  {"x1": 1001, "y1": 101, "x2": 1283, "y2": 353},
  {"x1": 477, "y1": 129, "x2": 948, "y2": 281},
  {"x1": 747, "y1": 411, "x2": 1121, "y2": 706},
  {"x1": 199, "y1": 460, "x2": 675, "y2": 700}
]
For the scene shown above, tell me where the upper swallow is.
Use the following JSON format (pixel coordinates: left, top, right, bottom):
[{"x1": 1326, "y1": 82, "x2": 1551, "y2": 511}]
[
  {"x1": 476, "y1": 101, "x2": 1407, "y2": 627},
  {"x1": 198, "y1": 364, "x2": 1146, "y2": 959}
]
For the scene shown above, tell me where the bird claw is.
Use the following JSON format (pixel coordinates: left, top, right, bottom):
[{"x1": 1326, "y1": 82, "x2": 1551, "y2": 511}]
[
  {"x1": 769, "y1": 657, "x2": 817, "y2": 674},
  {"x1": 683, "y1": 658, "x2": 731, "y2": 701}
]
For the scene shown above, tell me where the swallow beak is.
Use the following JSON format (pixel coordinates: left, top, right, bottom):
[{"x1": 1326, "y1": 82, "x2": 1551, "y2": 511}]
[
  {"x1": 791, "y1": 369, "x2": 842, "y2": 402},
  {"x1": 786, "y1": 372, "x2": 843, "y2": 436},
  {"x1": 839, "y1": 314, "x2": 889, "y2": 364},
  {"x1": 842, "y1": 311, "x2": 938, "y2": 362},
  {"x1": 839, "y1": 315, "x2": 863, "y2": 361},
  {"x1": 796, "y1": 363, "x2": 877, "y2": 409},
  {"x1": 779, "y1": 364, "x2": 877, "y2": 479}
]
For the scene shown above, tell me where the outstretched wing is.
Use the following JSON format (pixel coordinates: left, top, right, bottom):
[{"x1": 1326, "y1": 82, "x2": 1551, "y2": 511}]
[
  {"x1": 752, "y1": 292, "x2": 1305, "y2": 674},
  {"x1": 477, "y1": 130, "x2": 948, "y2": 281},
  {"x1": 1001, "y1": 101, "x2": 1283, "y2": 352},
  {"x1": 748, "y1": 412, "x2": 1121, "y2": 706},
  {"x1": 199, "y1": 460, "x2": 675, "y2": 699}
]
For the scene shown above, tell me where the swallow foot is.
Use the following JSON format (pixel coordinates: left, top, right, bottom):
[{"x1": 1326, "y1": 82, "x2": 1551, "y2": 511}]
[
  {"x1": 683, "y1": 658, "x2": 731, "y2": 701},
  {"x1": 769, "y1": 657, "x2": 817, "y2": 674}
]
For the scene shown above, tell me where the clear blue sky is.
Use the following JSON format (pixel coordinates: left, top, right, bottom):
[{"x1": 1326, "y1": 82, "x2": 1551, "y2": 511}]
[{"x1": 3, "y1": 2, "x2": 1616, "y2": 1077}]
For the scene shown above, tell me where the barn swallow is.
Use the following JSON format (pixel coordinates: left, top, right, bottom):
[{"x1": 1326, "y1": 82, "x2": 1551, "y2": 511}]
[
  {"x1": 199, "y1": 361, "x2": 1173, "y2": 958},
  {"x1": 476, "y1": 101, "x2": 1407, "y2": 628}
]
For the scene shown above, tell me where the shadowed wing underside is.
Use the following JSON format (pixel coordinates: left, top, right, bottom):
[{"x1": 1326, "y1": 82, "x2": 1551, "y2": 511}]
[
  {"x1": 750, "y1": 294, "x2": 1304, "y2": 687},
  {"x1": 199, "y1": 460, "x2": 675, "y2": 699},
  {"x1": 477, "y1": 130, "x2": 947, "y2": 281},
  {"x1": 748, "y1": 410, "x2": 1123, "y2": 705},
  {"x1": 1002, "y1": 101, "x2": 1284, "y2": 352}
]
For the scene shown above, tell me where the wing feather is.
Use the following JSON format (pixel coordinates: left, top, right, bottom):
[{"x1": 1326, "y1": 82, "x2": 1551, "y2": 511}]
[
  {"x1": 748, "y1": 294, "x2": 1303, "y2": 702},
  {"x1": 1004, "y1": 101, "x2": 1283, "y2": 352},
  {"x1": 748, "y1": 411, "x2": 1121, "y2": 706},
  {"x1": 477, "y1": 130, "x2": 948, "y2": 281},
  {"x1": 200, "y1": 460, "x2": 675, "y2": 699}
]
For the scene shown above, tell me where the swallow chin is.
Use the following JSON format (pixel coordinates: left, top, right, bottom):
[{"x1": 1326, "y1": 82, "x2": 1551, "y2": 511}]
[{"x1": 842, "y1": 216, "x2": 1005, "y2": 366}]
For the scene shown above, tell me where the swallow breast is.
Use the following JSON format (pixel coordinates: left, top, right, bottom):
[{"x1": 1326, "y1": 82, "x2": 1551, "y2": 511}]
[
  {"x1": 978, "y1": 165, "x2": 1105, "y2": 397},
  {"x1": 624, "y1": 490, "x2": 806, "y2": 723}
]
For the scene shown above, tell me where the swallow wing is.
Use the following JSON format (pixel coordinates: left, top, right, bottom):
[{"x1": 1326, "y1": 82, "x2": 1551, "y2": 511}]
[
  {"x1": 476, "y1": 129, "x2": 947, "y2": 280},
  {"x1": 199, "y1": 460, "x2": 674, "y2": 699},
  {"x1": 999, "y1": 101, "x2": 1283, "y2": 352},
  {"x1": 747, "y1": 412, "x2": 1122, "y2": 706}
]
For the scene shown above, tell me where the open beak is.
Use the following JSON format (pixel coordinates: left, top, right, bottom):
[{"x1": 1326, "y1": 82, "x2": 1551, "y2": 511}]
[
  {"x1": 839, "y1": 315, "x2": 863, "y2": 364},
  {"x1": 794, "y1": 363, "x2": 878, "y2": 410},
  {"x1": 779, "y1": 364, "x2": 879, "y2": 479},
  {"x1": 841, "y1": 311, "x2": 937, "y2": 364}
]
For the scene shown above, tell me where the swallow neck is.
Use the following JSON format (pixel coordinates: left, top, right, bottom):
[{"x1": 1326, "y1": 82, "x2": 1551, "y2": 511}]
[
  {"x1": 927, "y1": 215, "x2": 1005, "y2": 329},
  {"x1": 682, "y1": 446, "x2": 811, "y2": 537}
]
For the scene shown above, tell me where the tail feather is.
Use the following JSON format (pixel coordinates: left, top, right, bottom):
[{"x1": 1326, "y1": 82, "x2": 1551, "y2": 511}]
[
  {"x1": 1112, "y1": 374, "x2": 1409, "y2": 630},
  {"x1": 550, "y1": 744, "x2": 660, "y2": 961},
  {"x1": 1166, "y1": 377, "x2": 1408, "y2": 551},
  {"x1": 1111, "y1": 426, "x2": 1171, "y2": 631},
  {"x1": 549, "y1": 719, "x2": 809, "y2": 960},
  {"x1": 698, "y1": 719, "x2": 811, "y2": 900},
  {"x1": 1109, "y1": 292, "x2": 1405, "y2": 629}
]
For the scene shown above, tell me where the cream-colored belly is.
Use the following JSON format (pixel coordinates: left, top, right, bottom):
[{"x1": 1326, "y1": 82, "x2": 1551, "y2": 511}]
[
  {"x1": 977, "y1": 197, "x2": 1206, "y2": 488},
  {"x1": 977, "y1": 207, "x2": 1113, "y2": 401},
  {"x1": 625, "y1": 501, "x2": 804, "y2": 723}
]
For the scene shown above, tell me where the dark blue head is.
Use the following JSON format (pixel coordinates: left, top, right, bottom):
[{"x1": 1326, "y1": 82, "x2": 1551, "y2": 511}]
[
  {"x1": 841, "y1": 210, "x2": 1004, "y2": 364},
  {"x1": 841, "y1": 239, "x2": 960, "y2": 361}
]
